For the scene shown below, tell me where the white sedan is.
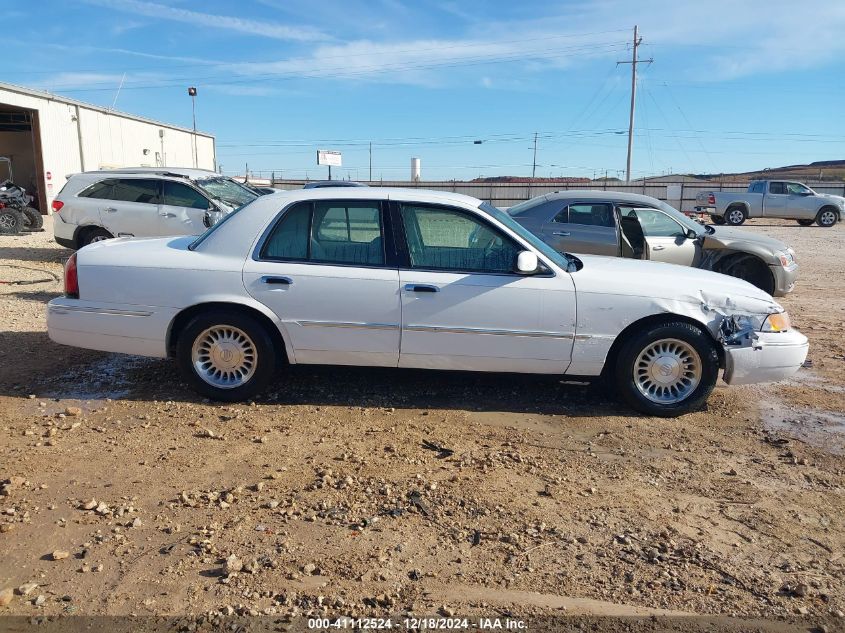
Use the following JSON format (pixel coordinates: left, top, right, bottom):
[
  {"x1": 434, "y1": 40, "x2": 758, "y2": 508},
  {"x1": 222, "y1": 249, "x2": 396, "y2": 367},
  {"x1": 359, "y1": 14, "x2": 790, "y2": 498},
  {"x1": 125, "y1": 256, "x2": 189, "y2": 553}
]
[{"x1": 47, "y1": 188, "x2": 808, "y2": 417}]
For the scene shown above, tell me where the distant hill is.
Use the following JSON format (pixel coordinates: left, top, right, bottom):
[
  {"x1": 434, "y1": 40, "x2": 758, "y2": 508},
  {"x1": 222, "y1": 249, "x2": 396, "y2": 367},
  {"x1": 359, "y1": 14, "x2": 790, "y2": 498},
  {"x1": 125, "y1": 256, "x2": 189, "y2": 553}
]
[
  {"x1": 693, "y1": 160, "x2": 845, "y2": 182},
  {"x1": 471, "y1": 176, "x2": 590, "y2": 183}
]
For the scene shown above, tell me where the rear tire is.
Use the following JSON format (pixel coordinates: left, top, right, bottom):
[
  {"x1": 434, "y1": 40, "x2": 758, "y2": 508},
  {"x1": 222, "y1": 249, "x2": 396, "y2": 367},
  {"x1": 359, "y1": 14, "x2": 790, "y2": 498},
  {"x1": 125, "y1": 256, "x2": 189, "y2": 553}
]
[
  {"x1": 176, "y1": 309, "x2": 277, "y2": 402},
  {"x1": 0, "y1": 208, "x2": 23, "y2": 234},
  {"x1": 816, "y1": 207, "x2": 838, "y2": 227},
  {"x1": 614, "y1": 321, "x2": 719, "y2": 417},
  {"x1": 719, "y1": 253, "x2": 775, "y2": 295},
  {"x1": 79, "y1": 227, "x2": 114, "y2": 247},
  {"x1": 724, "y1": 206, "x2": 747, "y2": 226},
  {"x1": 21, "y1": 206, "x2": 43, "y2": 231},
  {"x1": 710, "y1": 215, "x2": 725, "y2": 225},
  {"x1": 796, "y1": 219, "x2": 815, "y2": 227}
]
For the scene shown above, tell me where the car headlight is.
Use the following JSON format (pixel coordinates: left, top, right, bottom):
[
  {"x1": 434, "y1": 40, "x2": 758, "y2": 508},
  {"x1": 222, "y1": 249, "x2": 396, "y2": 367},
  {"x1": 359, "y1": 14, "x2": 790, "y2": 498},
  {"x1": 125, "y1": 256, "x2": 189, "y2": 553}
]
[
  {"x1": 776, "y1": 249, "x2": 796, "y2": 268},
  {"x1": 762, "y1": 312, "x2": 791, "y2": 332}
]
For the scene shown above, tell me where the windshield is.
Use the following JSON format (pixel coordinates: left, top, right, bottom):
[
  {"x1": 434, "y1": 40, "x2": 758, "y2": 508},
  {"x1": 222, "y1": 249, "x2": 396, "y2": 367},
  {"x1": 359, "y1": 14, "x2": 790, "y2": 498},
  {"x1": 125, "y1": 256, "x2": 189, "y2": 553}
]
[
  {"x1": 480, "y1": 202, "x2": 573, "y2": 271},
  {"x1": 195, "y1": 177, "x2": 258, "y2": 207}
]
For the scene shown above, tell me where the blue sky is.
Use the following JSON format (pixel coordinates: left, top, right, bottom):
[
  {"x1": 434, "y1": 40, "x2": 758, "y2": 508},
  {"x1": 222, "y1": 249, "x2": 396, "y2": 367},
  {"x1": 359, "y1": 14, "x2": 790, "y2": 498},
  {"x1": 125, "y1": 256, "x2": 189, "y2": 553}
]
[{"x1": 6, "y1": 0, "x2": 845, "y2": 181}]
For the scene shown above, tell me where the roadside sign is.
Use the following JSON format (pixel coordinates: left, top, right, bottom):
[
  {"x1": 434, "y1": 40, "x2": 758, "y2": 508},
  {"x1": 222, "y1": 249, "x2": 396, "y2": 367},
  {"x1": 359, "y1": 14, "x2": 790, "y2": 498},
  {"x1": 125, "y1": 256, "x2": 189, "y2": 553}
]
[{"x1": 317, "y1": 150, "x2": 342, "y2": 167}]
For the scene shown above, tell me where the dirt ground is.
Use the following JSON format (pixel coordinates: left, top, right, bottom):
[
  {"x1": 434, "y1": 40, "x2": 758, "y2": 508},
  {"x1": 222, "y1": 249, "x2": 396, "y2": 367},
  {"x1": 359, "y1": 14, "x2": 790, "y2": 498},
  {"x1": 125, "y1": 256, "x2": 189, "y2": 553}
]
[{"x1": 1, "y1": 217, "x2": 844, "y2": 631}]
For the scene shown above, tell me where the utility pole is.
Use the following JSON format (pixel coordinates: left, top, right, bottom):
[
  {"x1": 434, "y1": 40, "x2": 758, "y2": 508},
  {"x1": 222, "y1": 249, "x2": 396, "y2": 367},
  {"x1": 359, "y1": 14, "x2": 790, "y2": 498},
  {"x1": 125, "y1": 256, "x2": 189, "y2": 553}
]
[
  {"x1": 531, "y1": 132, "x2": 538, "y2": 179},
  {"x1": 369, "y1": 142, "x2": 372, "y2": 182},
  {"x1": 617, "y1": 26, "x2": 652, "y2": 183},
  {"x1": 188, "y1": 87, "x2": 198, "y2": 168}
]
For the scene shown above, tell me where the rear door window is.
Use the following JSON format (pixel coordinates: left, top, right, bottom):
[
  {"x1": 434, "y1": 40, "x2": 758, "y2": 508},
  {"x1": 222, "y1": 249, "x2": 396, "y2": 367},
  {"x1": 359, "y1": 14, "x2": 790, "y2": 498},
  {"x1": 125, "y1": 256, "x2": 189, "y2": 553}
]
[
  {"x1": 769, "y1": 182, "x2": 786, "y2": 195},
  {"x1": 111, "y1": 179, "x2": 160, "y2": 204},
  {"x1": 261, "y1": 201, "x2": 385, "y2": 266},
  {"x1": 163, "y1": 181, "x2": 209, "y2": 209},
  {"x1": 566, "y1": 203, "x2": 616, "y2": 227}
]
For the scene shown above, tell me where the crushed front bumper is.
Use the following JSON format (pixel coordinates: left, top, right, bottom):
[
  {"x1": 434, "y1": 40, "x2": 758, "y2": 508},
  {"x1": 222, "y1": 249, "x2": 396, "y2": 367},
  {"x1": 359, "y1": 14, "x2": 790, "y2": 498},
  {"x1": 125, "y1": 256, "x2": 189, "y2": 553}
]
[{"x1": 723, "y1": 329, "x2": 808, "y2": 385}]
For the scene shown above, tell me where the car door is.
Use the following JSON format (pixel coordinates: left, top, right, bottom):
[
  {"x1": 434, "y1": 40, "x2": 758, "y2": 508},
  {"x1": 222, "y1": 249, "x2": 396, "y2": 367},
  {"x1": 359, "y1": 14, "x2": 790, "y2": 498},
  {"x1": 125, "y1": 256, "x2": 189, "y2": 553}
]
[
  {"x1": 625, "y1": 207, "x2": 699, "y2": 266},
  {"x1": 538, "y1": 202, "x2": 618, "y2": 256},
  {"x1": 97, "y1": 178, "x2": 162, "y2": 238},
  {"x1": 785, "y1": 182, "x2": 817, "y2": 220},
  {"x1": 763, "y1": 182, "x2": 789, "y2": 218},
  {"x1": 242, "y1": 199, "x2": 401, "y2": 367},
  {"x1": 395, "y1": 202, "x2": 576, "y2": 374},
  {"x1": 158, "y1": 180, "x2": 213, "y2": 236}
]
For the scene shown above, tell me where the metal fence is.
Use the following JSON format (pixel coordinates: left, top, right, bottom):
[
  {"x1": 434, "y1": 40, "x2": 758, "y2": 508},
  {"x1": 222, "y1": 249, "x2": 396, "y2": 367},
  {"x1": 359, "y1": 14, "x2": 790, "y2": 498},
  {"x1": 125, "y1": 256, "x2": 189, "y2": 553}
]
[{"x1": 264, "y1": 179, "x2": 845, "y2": 212}]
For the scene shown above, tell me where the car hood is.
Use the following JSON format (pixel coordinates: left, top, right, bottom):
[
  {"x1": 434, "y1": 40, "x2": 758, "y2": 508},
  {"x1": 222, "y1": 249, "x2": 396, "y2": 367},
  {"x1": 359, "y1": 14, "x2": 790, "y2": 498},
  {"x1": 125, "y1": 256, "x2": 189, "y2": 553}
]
[
  {"x1": 818, "y1": 193, "x2": 845, "y2": 205},
  {"x1": 572, "y1": 254, "x2": 781, "y2": 315},
  {"x1": 701, "y1": 225, "x2": 788, "y2": 254}
]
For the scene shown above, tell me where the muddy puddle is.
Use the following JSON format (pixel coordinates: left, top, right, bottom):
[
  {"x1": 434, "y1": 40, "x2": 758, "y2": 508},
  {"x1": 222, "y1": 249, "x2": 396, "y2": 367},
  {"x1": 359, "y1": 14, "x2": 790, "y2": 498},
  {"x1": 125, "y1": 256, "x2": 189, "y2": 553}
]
[{"x1": 760, "y1": 397, "x2": 845, "y2": 454}]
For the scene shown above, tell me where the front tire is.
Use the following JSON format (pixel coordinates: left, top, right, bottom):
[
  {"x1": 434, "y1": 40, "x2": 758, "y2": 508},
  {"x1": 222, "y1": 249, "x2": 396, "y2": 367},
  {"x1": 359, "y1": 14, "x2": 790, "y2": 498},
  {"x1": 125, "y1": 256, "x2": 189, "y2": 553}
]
[
  {"x1": 718, "y1": 253, "x2": 775, "y2": 295},
  {"x1": 176, "y1": 310, "x2": 277, "y2": 402},
  {"x1": 816, "y1": 207, "x2": 838, "y2": 227},
  {"x1": 724, "y1": 206, "x2": 747, "y2": 226},
  {"x1": 614, "y1": 321, "x2": 719, "y2": 417},
  {"x1": 0, "y1": 208, "x2": 24, "y2": 234}
]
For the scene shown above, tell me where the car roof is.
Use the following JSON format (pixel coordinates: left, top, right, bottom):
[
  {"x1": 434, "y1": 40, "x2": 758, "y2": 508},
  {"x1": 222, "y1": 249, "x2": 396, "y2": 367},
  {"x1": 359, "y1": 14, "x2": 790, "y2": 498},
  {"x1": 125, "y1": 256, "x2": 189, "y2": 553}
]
[
  {"x1": 303, "y1": 180, "x2": 368, "y2": 188},
  {"x1": 275, "y1": 186, "x2": 482, "y2": 206},
  {"x1": 542, "y1": 190, "x2": 663, "y2": 204},
  {"x1": 75, "y1": 167, "x2": 221, "y2": 180}
]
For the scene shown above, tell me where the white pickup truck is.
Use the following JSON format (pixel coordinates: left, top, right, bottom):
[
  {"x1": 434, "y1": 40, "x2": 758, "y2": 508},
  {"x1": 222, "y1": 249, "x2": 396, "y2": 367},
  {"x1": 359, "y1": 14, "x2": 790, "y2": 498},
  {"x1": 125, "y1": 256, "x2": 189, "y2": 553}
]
[{"x1": 695, "y1": 180, "x2": 844, "y2": 227}]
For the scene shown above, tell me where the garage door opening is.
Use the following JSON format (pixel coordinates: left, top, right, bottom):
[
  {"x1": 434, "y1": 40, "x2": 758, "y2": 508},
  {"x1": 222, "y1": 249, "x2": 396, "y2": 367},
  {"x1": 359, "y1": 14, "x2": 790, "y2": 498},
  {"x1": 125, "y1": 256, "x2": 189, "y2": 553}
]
[{"x1": 0, "y1": 104, "x2": 46, "y2": 215}]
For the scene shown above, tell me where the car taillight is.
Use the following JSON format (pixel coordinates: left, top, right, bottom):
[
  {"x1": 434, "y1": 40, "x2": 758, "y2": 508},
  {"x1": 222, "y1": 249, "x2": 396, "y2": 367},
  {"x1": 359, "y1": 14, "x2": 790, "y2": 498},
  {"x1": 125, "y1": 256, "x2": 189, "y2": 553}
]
[
  {"x1": 708, "y1": 194, "x2": 715, "y2": 205},
  {"x1": 64, "y1": 252, "x2": 79, "y2": 298},
  {"x1": 52, "y1": 200, "x2": 64, "y2": 212}
]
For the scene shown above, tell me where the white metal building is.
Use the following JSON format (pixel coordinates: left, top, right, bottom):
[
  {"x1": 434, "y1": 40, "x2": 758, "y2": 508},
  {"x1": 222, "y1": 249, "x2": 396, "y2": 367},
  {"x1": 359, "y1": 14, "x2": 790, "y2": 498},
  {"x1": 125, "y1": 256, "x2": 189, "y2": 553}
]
[{"x1": 0, "y1": 81, "x2": 216, "y2": 214}]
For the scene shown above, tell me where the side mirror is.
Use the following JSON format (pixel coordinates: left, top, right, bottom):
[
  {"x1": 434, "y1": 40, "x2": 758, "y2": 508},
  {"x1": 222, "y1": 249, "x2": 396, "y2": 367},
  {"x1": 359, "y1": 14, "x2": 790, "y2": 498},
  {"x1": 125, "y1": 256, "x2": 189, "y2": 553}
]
[{"x1": 515, "y1": 250, "x2": 539, "y2": 274}]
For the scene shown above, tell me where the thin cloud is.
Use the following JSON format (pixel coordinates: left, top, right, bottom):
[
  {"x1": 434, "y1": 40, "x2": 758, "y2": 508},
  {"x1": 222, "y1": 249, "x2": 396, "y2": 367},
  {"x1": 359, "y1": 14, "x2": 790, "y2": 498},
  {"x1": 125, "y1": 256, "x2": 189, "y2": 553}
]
[{"x1": 85, "y1": 0, "x2": 331, "y2": 42}]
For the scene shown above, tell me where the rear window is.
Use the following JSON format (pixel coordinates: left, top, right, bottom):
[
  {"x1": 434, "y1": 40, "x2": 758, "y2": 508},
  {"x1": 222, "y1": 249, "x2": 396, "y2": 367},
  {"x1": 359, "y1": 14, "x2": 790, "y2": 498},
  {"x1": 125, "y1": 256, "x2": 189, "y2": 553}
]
[{"x1": 78, "y1": 180, "x2": 115, "y2": 199}]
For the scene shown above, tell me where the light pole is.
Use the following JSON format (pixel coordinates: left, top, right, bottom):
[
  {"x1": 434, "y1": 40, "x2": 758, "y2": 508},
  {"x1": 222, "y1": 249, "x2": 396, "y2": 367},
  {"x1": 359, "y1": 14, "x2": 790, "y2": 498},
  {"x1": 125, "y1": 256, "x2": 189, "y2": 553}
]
[{"x1": 188, "y1": 86, "x2": 197, "y2": 168}]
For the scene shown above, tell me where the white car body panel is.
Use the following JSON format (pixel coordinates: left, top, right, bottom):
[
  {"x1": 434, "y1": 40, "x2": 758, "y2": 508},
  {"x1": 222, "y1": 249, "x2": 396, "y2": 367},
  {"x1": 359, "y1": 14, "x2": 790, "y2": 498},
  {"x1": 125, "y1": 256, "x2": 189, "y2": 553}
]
[
  {"x1": 243, "y1": 261, "x2": 401, "y2": 367},
  {"x1": 397, "y1": 269, "x2": 575, "y2": 373},
  {"x1": 46, "y1": 188, "x2": 808, "y2": 392}
]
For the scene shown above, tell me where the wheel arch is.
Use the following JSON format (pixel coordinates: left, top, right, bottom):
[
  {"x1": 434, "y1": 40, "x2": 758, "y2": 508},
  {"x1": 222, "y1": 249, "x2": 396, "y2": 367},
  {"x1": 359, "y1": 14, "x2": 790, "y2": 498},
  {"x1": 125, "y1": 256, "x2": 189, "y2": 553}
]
[
  {"x1": 166, "y1": 300, "x2": 294, "y2": 364},
  {"x1": 74, "y1": 224, "x2": 112, "y2": 247},
  {"x1": 706, "y1": 250, "x2": 776, "y2": 296},
  {"x1": 725, "y1": 201, "x2": 750, "y2": 214},
  {"x1": 601, "y1": 312, "x2": 725, "y2": 380}
]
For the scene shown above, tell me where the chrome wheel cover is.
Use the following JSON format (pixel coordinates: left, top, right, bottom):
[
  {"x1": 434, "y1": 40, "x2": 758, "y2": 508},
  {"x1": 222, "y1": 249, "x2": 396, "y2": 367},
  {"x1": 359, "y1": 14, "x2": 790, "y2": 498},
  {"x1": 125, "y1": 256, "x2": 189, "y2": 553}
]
[
  {"x1": 191, "y1": 325, "x2": 258, "y2": 389},
  {"x1": 90, "y1": 234, "x2": 111, "y2": 243},
  {"x1": 820, "y1": 210, "x2": 836, "y2": 226},
  {"x1": 634, "y1": 338, "x2": 702, "y2": 405},
  {"x1": 727, "y1": 209, "x2": 744, "y2": 224}
]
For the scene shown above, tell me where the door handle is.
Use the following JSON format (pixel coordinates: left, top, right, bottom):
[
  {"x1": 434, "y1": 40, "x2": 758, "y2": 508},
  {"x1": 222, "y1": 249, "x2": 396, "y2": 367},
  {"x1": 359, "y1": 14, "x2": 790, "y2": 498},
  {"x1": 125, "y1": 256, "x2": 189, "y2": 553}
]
[
  {"x1": 104, "y1": 207, "x2": 117, "y2": 213},
  {"x1": 552, "y1": 231, "x2": 570, "y2": 237},
  {"x1": 652, "y1": 245, "x2": 665, "y2": 251},
  {"x1": 261, "y1": 276, "x2": 292, "y2": 286},
  {"x1": 404, "y1": 284, "x2": 439, "y2": 293},
  {"x1": 159, "y1": 212, "x2": 176, "y2": 218}
]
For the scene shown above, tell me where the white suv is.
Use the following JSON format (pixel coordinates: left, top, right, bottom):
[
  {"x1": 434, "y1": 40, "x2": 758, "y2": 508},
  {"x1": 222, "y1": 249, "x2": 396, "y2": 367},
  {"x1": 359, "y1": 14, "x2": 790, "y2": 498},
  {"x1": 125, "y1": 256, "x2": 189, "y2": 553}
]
[{"x1": 52, "y1": 168, "x2": 259, "y2": 249}]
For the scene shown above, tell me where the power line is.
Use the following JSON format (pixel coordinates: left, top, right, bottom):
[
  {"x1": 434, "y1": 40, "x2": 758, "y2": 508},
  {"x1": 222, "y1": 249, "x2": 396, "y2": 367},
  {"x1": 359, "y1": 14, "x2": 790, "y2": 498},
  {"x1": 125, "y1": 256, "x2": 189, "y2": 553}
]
[
  {"x1": 38, "y1": 42, "x2": 631, "y2": 92},
  {"x1": 6, "y1": 28, "x2": 634, "y2": 76}
]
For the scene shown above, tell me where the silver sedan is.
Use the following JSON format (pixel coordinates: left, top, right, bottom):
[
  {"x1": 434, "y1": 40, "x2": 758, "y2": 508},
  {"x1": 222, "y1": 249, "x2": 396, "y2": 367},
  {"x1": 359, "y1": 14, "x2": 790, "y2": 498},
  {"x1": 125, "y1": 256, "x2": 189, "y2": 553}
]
[{"x1": 507, "y1": 191, "x2": 799, "y2": 296}]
